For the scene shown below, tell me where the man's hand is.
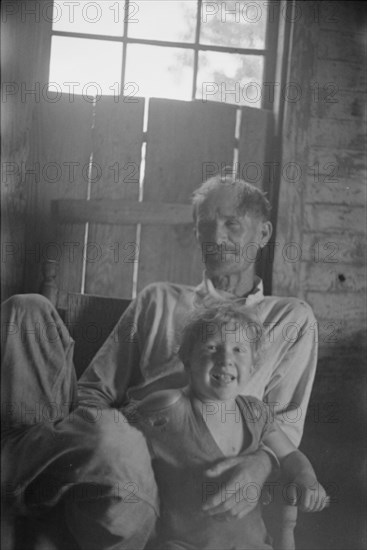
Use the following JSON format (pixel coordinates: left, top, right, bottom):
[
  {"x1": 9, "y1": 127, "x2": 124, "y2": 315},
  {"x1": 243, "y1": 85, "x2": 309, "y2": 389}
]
[
  {"x1": 201, "y1": 450, "x2": 272, "y2": 520},
  {"x1": 287, "y1": 474, "x2": 329, "y2": 512}
]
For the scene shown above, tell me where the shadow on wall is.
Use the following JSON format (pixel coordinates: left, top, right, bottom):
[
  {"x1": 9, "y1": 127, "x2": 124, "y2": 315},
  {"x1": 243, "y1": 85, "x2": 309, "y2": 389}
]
[{"x1": 297, "y1": 343, "x2": 366, "y2": 550}]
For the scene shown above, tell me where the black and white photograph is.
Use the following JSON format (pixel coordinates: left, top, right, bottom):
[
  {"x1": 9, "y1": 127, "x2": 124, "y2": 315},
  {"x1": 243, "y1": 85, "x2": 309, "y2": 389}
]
[{"x1": 1, "y1": 1, "x2": 366, "y2": 549}]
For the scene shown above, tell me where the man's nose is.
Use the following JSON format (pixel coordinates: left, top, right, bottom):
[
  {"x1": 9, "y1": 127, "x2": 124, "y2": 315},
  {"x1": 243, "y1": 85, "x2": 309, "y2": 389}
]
[{"x1": 213, "y1": 222, "x2": 228, "y2": 245}]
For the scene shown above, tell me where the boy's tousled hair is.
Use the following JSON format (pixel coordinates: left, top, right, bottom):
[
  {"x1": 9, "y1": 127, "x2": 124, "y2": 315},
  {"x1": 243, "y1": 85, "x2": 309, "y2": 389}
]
[
  {"x1": 192, "y1": 174, "x2": 271, "y2": 222},
  {"x1": 178, "y1": 302, "x2": 264, "y2": 369}
]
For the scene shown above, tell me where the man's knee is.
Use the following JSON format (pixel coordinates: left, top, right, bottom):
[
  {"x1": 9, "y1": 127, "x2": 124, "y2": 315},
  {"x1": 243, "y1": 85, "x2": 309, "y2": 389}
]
[
  {"x1": 1, "y1": 294, "x2": 57, "y2": 333},
  {"x1": 68, "y1": 408, "x2": 158, "y2": 515},
  {"x1": 92, "y1": 409, "x2": 150, "y2": 459},
  {"x1": 79, "y1": 408, "x2": 153, "y2": 475},
  {"x1": 2, "y1": 293, "x2": 53, "y2": 315}
]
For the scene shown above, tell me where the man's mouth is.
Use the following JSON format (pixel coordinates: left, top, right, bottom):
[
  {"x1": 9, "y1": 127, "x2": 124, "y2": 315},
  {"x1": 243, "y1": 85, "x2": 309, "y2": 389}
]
[{"x1": 204, "y1": 245, "x2": 239, "y2": 263}]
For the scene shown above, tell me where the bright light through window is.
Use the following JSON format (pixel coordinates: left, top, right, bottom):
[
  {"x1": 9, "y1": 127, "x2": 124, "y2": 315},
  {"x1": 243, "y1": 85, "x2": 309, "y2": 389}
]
[
  {"x1": 49, "y1": 36, "x2": 123, "y2": 95},
  {"x1": 128, "y1": 1, "x2": 197, "y2": 42},
  {"x1": 200, "y1": 0, "x2": 267, "y2": 48},
  {"x1": 125, "y1": 44, "x2": 193, "y2": 101},
  {"x1": 52, "y1": 0, "x2": 125, "y2": 36},
  {"x1": 196, "y1": 52, "x2": 264, "y2": 107},
  {"x1": 49, "y1": 0, "x2": 269, "y2": 105}
]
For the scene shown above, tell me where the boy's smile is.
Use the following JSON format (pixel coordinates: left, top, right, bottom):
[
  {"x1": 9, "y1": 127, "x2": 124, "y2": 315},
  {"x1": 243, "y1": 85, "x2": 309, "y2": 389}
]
[{"x1": 188, "y1": 322, "x2": 255, "y2": 402}]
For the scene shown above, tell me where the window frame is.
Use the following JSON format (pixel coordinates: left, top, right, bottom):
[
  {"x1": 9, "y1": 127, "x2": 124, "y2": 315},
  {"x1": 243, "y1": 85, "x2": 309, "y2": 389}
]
[{"x1": 51, "y1": 0, "x2": 281, "y2": 109}]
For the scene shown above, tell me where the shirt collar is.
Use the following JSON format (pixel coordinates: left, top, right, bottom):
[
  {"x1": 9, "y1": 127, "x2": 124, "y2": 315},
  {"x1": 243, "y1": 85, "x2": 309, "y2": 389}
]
[{"x1": 194, "y1": 271, "x2": 264, "y2": 307}]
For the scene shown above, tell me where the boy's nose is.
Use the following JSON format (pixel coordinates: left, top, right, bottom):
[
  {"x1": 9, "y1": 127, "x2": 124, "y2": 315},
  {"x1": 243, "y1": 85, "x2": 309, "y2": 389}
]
[{"x1": 217, "y1": 349, "x2": 234, "y2": 368}]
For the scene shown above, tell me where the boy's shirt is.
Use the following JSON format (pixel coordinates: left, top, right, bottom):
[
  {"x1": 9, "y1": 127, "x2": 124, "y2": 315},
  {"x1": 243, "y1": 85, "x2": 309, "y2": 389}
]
[{"x1": 133, "y1": 392, "x2": 278, "y2": 550}]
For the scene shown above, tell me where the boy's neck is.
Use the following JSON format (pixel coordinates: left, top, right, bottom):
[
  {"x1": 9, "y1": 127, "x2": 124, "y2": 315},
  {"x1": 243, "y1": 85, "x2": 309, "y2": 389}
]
[{"x1": 190, "y1": 393, "x2": 239, "y2": 423}]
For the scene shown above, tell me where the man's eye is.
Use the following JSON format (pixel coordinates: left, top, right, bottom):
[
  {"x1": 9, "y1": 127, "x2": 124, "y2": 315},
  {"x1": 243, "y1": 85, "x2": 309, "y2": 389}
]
[
  {"x1": 207, "y1": 344, "x2": 217, "y2": 351},
  {"x1": 233, "y1": 346, "x2": 247, "y2": 353}
]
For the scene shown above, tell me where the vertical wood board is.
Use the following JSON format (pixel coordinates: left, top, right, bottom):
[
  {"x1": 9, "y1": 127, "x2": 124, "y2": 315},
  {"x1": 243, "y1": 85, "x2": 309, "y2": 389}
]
[
  {"x1": 137, "y1": 99, "x2": 237, "y2": 291},
  {"x1": 1, "y1": 1, "x2": 52, "y2": 299},
  {"x1": 238, "y1": 106, "x2": 273, "y2": 190},
  {"x1": 24, "y1": 94, "x2": 92, "y2": 293},
  {"x1": 85, "y1": 97, "x2": 144, "y2": 298}
]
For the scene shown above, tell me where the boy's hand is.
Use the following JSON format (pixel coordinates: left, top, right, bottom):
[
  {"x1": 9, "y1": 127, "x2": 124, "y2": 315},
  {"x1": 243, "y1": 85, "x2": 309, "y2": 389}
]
[
  {"x1": 288, "y1": 475, "x2": 329, "y2": 512},
  {"x1": 202, "y1": 450, "x2": 272, "y2": 520}
]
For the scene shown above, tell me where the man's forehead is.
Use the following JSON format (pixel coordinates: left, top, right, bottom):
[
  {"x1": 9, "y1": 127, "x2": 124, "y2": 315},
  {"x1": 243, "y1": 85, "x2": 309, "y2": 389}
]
[{"x1": 197, "y1": 187, "x2": 242, "y2": 217}]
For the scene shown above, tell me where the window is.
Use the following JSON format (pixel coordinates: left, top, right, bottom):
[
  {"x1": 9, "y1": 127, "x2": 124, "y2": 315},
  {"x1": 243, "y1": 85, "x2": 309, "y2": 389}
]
[{"x1": 49, "y1": 0, "x2": 279, "y2": 108}]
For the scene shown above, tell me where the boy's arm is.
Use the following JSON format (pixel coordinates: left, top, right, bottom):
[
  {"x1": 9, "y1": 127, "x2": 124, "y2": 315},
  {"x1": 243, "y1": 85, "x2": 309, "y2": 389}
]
[{"x1": 263, "y1": 426, "x2": 329, "y2": 512}]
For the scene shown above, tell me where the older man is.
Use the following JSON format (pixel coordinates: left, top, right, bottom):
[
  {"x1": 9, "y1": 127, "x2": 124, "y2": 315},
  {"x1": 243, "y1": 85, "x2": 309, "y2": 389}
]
[{"x1": 2, "y1": 176, "x2": 317, "y2": 549}]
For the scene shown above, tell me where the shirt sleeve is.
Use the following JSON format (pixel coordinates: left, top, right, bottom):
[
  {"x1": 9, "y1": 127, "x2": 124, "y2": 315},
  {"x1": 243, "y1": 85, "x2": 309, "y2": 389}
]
[{"x1": 263, "y1": 299, "x2": 318, "y2": 447}]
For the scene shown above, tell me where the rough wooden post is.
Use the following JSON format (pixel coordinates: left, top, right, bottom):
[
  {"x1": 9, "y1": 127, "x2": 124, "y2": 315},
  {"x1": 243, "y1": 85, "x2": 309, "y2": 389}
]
[{"x1": 40, "y1": 259, "x2": 59, "y2": 306}]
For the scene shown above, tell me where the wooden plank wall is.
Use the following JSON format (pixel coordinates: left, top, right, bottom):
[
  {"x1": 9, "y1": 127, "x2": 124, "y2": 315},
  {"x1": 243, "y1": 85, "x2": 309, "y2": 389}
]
[
  {"x1": 1, "y1": 5, "x2": 274, "y2": 303},
  {"x1": 85, "y1": 97, "x2": 144, "y2": 297},
  {"x1": 273, "y1": 1, "x2": 366, "y2": 353},
  {"x1": 1, "y1": 0, "x2": 52, "y2": 301},
  {"x1": 24, "y1": 95, "x2": 93, "y2": 294},
  {"x1": 272, "y1": 4, "x2": 366, "y2": 548},
  {"x1": 21, "y1": 96, "x2": 272, "y2": 299},
  {"x1": 137, "y1": 99, "x2": 237, "y2": 291}
]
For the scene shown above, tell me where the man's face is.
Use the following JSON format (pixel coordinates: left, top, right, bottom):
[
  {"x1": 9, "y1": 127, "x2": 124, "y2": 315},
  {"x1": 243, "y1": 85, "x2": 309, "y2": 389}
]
[
  {"x1": 188, "y1": 321, "x2": 254, "y2": 402},
  {"x1": 194, "y1": 187, "x2": 272, "y2": 277}
]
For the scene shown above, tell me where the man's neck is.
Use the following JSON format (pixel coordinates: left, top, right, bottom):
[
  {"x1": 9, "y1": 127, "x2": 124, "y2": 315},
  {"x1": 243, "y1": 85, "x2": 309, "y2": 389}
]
[{"x1": 210, "y1": 269, "x2": 256, "y2": 297}]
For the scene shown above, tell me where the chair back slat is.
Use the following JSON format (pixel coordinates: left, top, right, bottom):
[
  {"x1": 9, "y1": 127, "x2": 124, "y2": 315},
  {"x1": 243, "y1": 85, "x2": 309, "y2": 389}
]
[{"x1": 65, "y1": 293, "x2": 131, "y2": 378}]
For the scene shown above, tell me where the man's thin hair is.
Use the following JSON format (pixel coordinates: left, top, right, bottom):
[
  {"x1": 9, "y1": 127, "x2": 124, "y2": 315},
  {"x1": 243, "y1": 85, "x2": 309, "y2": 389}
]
[{"x1": 192, "y1": 174, "x2": 271, "y2": 221}]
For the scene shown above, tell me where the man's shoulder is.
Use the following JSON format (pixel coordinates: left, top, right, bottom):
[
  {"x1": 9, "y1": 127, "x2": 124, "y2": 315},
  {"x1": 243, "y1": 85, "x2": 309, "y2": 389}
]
[
  {"x1": 260, "y1": 294, "x2": 316, "y2": 322},
  {"x1": 138, "y1": 281, "x2": 197, "y2": 302}
]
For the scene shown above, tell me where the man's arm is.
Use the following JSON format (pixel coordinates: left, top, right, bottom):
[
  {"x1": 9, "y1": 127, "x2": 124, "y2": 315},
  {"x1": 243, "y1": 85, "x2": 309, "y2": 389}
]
[
  {"x1": 77, "y1": 282, "x2": 188, "y2": 409},
  {"x1": 263, "y1": 427, "x2": 328, "y2": 513},
  {"x1": 263, "y1": 299, "x2": 318, "y2": 447},
  {"x1": 202, "y1": 449, "x2": 273, "y2": 519}
]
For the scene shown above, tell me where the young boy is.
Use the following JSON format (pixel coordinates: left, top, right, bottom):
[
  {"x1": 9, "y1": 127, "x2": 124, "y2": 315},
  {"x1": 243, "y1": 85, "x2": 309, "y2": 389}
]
[{"x1": 131, "y1": 303, "x2": 328, "y2": 550}]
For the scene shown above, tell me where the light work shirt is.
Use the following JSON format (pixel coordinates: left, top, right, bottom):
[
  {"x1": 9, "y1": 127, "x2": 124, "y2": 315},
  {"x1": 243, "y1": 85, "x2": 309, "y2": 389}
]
[{"x1": 78, "y1": 275, "x2": 318, "y2": 446}]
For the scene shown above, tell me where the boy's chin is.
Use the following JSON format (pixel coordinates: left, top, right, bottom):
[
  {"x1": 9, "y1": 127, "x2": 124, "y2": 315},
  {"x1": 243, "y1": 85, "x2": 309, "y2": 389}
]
[{"x1": 211, "y1": 389, "x2": 237, "y2": 402}]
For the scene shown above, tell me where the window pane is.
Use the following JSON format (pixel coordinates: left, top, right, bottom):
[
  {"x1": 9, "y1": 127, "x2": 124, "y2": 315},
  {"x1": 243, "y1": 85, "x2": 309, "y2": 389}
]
[
  {"x1": 128, "y1": 1, "x2": 197, "y2": 42},
  {"x1": 125, "y1": 45, "x2": 194, "y2": 100},
  {"x1": 52, "y1": 1, "x2": 125, "y2": 37},
  {"x1": 49, "y1": 36, "x2": 123, "y2": 95},
  {"x1": 196, "y1": 52, "x2": 264, "y2": 107},
  {"x1": 200, "y1": 1, "x2": 267, "y2": 49}
]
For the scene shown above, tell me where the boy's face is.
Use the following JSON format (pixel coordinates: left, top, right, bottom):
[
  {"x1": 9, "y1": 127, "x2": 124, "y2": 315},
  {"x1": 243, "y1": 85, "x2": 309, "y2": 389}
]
[{"x1": 188, "y1": 321, "x2": 255, "y2": 402}]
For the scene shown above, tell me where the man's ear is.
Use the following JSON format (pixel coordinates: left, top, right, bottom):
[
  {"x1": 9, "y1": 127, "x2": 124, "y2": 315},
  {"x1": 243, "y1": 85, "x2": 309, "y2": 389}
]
[{"x1": 260, "y1": 221, "x2": 273, "y2": 247}]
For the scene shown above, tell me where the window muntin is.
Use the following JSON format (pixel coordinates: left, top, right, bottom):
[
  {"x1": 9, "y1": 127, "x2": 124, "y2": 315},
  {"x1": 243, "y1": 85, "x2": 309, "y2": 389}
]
[{"x1": 49, "y1": 1, "x2": 274, "y2": 107}]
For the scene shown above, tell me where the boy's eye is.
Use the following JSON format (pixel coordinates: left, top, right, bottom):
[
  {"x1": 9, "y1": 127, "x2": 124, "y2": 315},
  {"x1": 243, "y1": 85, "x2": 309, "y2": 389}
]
[{"x1": 233, "y1": 346, "x2": 247, "y2": 353}]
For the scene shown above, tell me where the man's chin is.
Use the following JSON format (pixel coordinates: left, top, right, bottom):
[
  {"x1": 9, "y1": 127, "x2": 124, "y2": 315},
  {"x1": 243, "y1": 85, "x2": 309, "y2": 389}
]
[{"x1": 205, "y1": 261, "x2": 244, "y2": 278}]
